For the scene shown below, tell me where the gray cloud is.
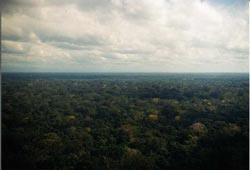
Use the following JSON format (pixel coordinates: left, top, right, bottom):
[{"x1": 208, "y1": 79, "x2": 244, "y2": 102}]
[
  {"x1": 2, "y1": 41, "x2": 30, "y2": 54},
  {"x1": 50, "y1": 42, "x2": 91, "y2": 50},
  {"x1": 40, "y1": 34, "x2": 105, "y2": 46}
]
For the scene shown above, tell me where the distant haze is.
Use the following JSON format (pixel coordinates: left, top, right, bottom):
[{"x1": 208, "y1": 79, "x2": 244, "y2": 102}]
[{"x1": 1, "y1": 0, "x2": 249, "y2": 72}]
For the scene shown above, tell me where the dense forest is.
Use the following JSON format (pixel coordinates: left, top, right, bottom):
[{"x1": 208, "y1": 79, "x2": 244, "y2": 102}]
[{"x1": 2, "y1": 73, "x2": 249, "y2": 170}]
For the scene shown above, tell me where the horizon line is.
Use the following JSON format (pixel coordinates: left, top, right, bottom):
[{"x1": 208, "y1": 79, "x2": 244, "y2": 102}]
[{"x1": 1, "y1": 71, "x2": 249, "y2": 74}]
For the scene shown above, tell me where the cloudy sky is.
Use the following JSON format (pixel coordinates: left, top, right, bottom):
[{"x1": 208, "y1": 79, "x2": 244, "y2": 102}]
[{"x1": 2, "y1": 0, "x2": 249, "y2": 72}]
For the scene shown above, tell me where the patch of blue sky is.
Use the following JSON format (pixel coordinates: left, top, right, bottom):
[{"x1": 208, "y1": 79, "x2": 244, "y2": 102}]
[{"x1": 207, "y1": 0, "x2": 248, "y2": 8}]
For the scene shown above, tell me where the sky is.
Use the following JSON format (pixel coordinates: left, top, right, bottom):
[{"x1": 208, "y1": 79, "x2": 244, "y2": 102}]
[{"x1": 1, "y1": 0, "x2": 249, "y2": 72}]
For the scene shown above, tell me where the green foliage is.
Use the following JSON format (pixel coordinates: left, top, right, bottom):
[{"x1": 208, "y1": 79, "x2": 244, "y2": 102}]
[{"x1": 2, "y1": 73, "x2": 249, "y2": 170}]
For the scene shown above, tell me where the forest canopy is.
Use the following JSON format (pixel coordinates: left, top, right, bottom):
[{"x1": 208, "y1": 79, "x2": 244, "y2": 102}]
[{"x1": 2, "y1": 73, "x2": 249, "y2": 170}]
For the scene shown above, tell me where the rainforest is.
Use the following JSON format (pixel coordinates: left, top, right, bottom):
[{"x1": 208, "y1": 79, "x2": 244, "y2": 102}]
[{"x1": 2, "y1": 73, "x2": 249, "y2": 170}]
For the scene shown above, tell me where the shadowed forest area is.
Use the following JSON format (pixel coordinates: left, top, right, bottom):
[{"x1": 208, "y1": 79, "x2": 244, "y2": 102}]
[{"x1": 2, "y1": 73, "x2": 249, "y2": 170}]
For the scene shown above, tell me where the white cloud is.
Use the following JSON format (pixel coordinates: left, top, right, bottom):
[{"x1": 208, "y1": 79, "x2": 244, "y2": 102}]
[{"x1": 1, "y1": 0, "x2": 248, "y2": 72}]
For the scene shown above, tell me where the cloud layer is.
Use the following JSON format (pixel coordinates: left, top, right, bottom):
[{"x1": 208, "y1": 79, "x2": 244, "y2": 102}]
[{"x1": 2, "y1": 0, "x2": 249, "y2": 72}]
